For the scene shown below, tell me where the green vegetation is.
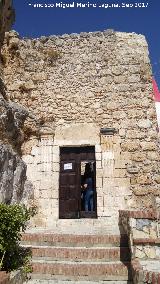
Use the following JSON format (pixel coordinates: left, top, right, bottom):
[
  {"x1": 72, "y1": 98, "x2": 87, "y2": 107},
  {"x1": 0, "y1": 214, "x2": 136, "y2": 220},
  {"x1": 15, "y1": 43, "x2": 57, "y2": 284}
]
[{"x1": 0, "y1": 204, "x2": 36, "y2": 272}]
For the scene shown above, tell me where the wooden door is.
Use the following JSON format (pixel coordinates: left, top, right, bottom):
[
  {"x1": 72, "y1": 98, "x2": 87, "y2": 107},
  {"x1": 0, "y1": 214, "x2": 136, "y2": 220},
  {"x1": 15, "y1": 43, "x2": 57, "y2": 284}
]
[
  {"x1": 59, "y1": 147, "x2": 80, "y2": 218},
  {"x1": 59, "y1": 146, "x2": 96, "y2": 219}
]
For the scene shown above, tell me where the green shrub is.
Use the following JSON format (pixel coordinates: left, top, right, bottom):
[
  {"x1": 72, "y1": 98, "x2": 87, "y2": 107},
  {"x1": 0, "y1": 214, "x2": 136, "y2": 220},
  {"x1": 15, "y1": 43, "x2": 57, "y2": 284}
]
[{"x1": 0, "y1": 204, "x2": 35, "y2": 271}]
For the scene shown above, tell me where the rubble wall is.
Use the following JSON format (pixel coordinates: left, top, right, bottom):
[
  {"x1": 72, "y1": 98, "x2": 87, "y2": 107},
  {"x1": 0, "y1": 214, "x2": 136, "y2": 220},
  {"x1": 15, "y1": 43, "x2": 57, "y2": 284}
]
[
  {"x1": 2, "y1": 29, "x2": 160, "y2": 229},
  {"x1": 0, "y1": 1, "x2": 34, "y2": 204}
]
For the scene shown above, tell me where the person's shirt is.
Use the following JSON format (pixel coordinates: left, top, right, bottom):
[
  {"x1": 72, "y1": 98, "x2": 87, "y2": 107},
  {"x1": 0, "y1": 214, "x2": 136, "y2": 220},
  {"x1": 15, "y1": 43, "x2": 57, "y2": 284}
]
[{"x1": 85, "y1": 177, "x2": 93, "y2": 191}]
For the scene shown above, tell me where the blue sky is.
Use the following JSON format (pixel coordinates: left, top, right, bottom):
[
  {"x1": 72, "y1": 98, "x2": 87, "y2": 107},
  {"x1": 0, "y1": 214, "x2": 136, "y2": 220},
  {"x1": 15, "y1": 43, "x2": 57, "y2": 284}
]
[{"x1": 13, "y1": 0, "x2": 160, "y2": 88}]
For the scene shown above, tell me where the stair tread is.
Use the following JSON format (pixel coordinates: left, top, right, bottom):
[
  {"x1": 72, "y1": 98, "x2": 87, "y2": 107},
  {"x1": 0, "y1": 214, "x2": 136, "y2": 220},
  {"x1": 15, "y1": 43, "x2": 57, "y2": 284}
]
[
  {"x1": 22, "y1": 233, "x2": 126, "y2": 241},
  {"x1": 21, "y1": 233, "x2": 129, "y2": 249},
  {"x1": 32, "y1": 259, "x2": 129, "y2": 264},
  {"x1": 22, "y1": 234, "x2": 124, "y2": 237},
  {"x1": 21, "y1": 245, "x2": 128, "y2": 249},
  {"x1": 24, "y1": 279, "x2": 132, "y2": 284},
  {"x1": 27, "y1": 273, "x2": 131, "y2": 281},
  {"x1": 23, "y1": 232, "x2": 131, "y2": 282}
]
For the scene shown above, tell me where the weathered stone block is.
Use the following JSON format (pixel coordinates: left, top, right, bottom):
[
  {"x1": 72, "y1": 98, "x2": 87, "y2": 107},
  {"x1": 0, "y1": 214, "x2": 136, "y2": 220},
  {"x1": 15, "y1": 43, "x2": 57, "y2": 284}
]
[
  {"x1": 131, "y1": 152, "x2": 146, "y2": 162},
  {"x1": 31, "y1": 146, "x2": 40, "y2": 156},
  {"x1": 127, "y1": 164, "x2": 139, "y2": 174},
  {"x1": 39, "y1": 190, "x2": 51, "y2": 199},
  {"x1": 126, "y1": 130, "x2": 146, "y2": 139},
  {"x1": 113, "y1": 169, "x2": 126, "y2": 178},
  {"x1": 96, "y1": 169, "x2": 103, "y2": 178},
  {"x1": 95, "y1": 144, "x2": 101, "y2": 153},
  {"x1": 97, "y1": 196, "x2": 104, "y2": 208},
  {"x1": 96, "y1": 178, "x2": 103, "y2": 188},
  {"x1": 156, "y1": 247, "x2": 160, "y2": 259},
  {"x1": 136, "y1": 219, "x2": 151, "y2": 230},
  {"x1": 149, "y1": 226, "x2": 157, "y2": 238},
  {"x1": 154, "y1": 174, "x2": 160, "y2": 184},
  {"x1": 52, "y1": 146, "x2": 60, "y2": 155},
  {"x1": 119, "y1": 129, "x2": 126, "y2": 138},
  {"x1": 95, "y1": 152, "x2": 102, "y2": 161},
  {"x1": 51, "y1": 190, "x2": 58, "y2": 199},
  {"x1": 147, "y1": 151, "x2": 160, "y2": 161},
  {"x1": 144, "y1": 247, "x2": 156, "y2": 259},
  {"x1": 137, "y1": 119, "x2": 152, "y2": 129},
  {"x1": 114, "y1": 159, "x2": 127, "y2": 169},
  {"x1": 96, "y1": 161, "x2": 102, "y2": 169},
  {"x1": 141, "y1": 142, "x2": 157, "y2": 151},
  {"x1": 137, "y1": 175, "x2": 152, "y2": 185},
  {"x1": 22, "y1": 155, "x2": 34, "y2": 164},
  {"x1": 52, "y1": 162, "x2": 59, "y2": 172},
  {"x1": 132, "y1": 228, "x2": 149, "y2": 239},
  {"x1": 52, "y1": 153, "x2": 59, "y2": 163},
  {"x1": 121, "y1": 142, "x2": 140, "y2": 152},
  {"x1": 135, "y1": 246, "x2": 146, "y2": 259},
  {"x1": 130, "y1": 218, "x2": 136, "y2": 228}
]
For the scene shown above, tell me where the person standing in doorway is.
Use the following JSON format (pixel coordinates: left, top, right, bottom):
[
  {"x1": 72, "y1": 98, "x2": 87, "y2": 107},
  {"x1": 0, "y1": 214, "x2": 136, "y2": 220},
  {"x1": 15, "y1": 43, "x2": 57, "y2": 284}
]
[{"x1": 83, "y1": 163, "x2": 94, "y2": 212}]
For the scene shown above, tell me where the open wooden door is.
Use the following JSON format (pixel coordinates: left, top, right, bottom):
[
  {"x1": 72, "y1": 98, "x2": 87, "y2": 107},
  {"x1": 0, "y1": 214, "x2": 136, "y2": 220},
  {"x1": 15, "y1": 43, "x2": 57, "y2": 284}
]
[{"x1": 59, "y1": 146, "x2": 96, "y2": 219}]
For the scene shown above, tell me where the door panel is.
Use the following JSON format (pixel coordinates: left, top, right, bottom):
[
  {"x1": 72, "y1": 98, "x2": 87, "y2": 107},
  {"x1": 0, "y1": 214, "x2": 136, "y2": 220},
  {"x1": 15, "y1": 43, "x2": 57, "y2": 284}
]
[
  {"x1": 59, "y1": 156, "x2": 79, "y2": 218},
  {"x1": 59, "y1": 146, "x2": 96, "y2": 219}
]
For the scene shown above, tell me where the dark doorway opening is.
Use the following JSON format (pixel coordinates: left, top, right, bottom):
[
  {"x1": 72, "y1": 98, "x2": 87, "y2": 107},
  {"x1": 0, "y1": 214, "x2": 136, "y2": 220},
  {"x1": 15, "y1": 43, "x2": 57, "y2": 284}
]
[{"x1": 59, "y1": 146, "x2": 97, "y2": 219}]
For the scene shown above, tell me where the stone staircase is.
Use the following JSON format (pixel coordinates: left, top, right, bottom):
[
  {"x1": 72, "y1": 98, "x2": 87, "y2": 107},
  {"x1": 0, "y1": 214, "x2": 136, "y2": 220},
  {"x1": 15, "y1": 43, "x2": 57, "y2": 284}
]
[{"x1": 21, "y1": 232, "x2": 133, "y2": 283}]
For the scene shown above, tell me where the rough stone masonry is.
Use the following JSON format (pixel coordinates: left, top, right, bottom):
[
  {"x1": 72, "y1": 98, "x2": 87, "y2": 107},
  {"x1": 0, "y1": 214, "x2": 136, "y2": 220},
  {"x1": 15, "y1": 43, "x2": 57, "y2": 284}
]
[
  {"x1": 0, "y1": 0, "x2": 35, "y2": 205},
  {"x1": 1, "y1": 26, "x2": 160, "y2": 231}
]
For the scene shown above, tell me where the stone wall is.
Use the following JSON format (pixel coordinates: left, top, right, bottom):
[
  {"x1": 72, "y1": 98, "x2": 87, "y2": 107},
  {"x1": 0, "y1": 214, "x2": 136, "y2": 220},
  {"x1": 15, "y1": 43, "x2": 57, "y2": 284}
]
[
  {"x1": 119, "y1": 210, "x2": 160, "y2": 283},
  {"x1": 0, "y1": 0, "x2": 14, "y2": 50},
  {"x1": 0, "y1": 269, "x2": 25, "y2": 284},
  {"x1": 2, "y1": 29, "x2": 160, "y2": 229},
  {"x1": 119, "y1": 210, "x2": 160, "y2": 259},
  {"x1": 0, "y1": 1, "x2": 34, "y2": 205}
]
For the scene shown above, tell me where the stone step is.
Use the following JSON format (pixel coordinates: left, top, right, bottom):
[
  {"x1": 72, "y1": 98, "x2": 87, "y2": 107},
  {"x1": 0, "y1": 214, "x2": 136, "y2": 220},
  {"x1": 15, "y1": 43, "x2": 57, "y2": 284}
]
[
  {"x1": 24, "y1": 279, "x2": 132, "y2": 284},
  {"x1": 21, "y1": 233, "x2": 128, "y2": 248},
  {"x1": 31, "y1": 260, "x2": 132, "y2": 281},
  {"x1": 22, "y1": 245, "x2": 130, "y2": 262}
]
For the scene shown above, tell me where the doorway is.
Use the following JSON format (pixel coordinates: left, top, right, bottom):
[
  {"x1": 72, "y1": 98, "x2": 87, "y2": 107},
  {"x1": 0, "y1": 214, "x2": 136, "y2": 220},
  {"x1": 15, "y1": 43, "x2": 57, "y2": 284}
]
[{"x1": 59, "y1": 146, "x2": 97, "y2": 219}]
